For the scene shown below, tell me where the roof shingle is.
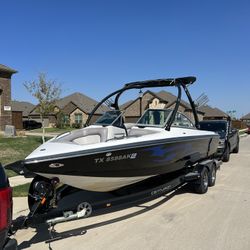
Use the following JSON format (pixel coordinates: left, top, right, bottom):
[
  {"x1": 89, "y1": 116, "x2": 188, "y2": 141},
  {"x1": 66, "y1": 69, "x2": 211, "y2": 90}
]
[
  {"x1": 0, "y1": 64, "x2": 17, "y2": 74},
  {"x1": 30, "y1": 92, "x2": 108, "y2": 115},
  {"x1": 11, "y1": 101, "x2": 35, "y2": 116},
  {"x1": 56, "y1": 92, "x2": 108, "y2": 114},
  {"x1": 199, "y1": 105, "x2": 228, "y2": 118},
  {"x1": 241, "y1": 113, "x2": 250, "y2": 120}
]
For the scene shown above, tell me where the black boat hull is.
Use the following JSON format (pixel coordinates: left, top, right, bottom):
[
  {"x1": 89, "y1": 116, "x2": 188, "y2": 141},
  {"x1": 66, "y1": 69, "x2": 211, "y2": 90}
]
[{"x1": 24, "y1": 135, "x2": 219, "y2": 191}]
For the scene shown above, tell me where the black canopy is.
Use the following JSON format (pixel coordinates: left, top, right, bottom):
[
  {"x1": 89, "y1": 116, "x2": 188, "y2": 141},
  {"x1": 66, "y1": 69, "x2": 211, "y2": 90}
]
[
  {"x1": 124, "y1": 77, "x2": 196, "y2": 89},
  {"x1": 85, "y1": 76, "x2": 199, "y2": 128}
]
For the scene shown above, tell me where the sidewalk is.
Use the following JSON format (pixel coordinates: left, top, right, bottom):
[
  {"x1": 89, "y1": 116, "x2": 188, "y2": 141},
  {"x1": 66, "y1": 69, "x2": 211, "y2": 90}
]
[{"x1": 9, "y1": 175, "x2": 32, "y2": 187}]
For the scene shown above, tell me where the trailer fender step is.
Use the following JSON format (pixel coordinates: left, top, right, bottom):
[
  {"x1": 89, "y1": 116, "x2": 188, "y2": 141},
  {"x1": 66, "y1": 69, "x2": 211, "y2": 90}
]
[{"x1": 183, "y1": 172, "x2": 200, "y2": 182}]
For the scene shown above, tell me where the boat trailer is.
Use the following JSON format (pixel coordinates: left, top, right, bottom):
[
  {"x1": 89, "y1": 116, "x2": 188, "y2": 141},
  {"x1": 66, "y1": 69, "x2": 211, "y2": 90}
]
[{"x1": 12, "y1": 158, "x2": 221, "y2": 237}]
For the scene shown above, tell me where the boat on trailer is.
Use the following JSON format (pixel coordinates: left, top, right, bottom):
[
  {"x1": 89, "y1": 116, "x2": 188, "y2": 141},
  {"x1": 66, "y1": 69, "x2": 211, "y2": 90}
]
[{"x1": 20, "y1": 76, "x2": 219, "y2": 192}]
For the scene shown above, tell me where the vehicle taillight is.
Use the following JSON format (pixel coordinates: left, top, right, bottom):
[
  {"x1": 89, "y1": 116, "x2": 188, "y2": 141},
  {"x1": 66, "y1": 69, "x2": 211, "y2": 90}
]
[{"x1": 0, "y1": 187, "x2": 12, "y2": 231}]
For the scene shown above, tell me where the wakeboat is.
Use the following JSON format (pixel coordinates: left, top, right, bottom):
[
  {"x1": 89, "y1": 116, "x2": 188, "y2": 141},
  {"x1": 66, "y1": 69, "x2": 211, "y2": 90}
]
[{"x1": 20, "y1": 77, "x2": 219, "y2": 192}]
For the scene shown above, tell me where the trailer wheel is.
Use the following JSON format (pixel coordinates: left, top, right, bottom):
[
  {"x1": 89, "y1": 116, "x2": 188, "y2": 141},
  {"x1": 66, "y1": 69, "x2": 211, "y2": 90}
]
[
  {"x1": 208, "y1": 164, "x2": 216, "y2": 187},
  {"x1": 194, "y1": 167, "x2": 209, "y2": 194},
  {"x1": 77, "y1": 202, "x2": 92, "y2": 218}
]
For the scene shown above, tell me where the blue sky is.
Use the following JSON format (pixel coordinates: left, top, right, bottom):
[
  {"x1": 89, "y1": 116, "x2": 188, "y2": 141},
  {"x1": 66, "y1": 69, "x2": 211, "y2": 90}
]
[{"x1": 1, "y1": 0, "x2": 249, "y2": 117}]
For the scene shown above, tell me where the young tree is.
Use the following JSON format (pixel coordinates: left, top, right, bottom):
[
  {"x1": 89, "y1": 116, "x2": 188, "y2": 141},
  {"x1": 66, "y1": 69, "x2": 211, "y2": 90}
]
[{"x1": 24, "y1": 73, "x2": 61, "y2": 142}]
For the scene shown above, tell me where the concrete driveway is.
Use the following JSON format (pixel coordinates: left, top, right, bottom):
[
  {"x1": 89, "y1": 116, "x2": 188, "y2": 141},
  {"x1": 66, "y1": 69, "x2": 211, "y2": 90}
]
[{"x1": 13, "y1": 135, "x2": 250, "y2": 250}]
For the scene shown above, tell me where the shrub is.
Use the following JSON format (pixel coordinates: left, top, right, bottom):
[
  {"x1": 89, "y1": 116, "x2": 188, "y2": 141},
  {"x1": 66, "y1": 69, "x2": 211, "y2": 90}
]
[{"x1": 71, "y1": 123, "x2": 81, "y2": 129}]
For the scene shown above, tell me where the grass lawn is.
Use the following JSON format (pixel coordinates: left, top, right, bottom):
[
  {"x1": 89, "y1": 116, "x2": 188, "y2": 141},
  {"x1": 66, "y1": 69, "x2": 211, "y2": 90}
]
[
  {"x1": 239, "y1": 129, "x2": 248, "y2": 135},
  {"x1": 30, "y1": 127, "x2": 75, "y2": 133},
  {"x1": 0, "y1": 135, "x2": 43, "y2": 177},
  {"x1": 12, "y1": 183, "x2": 30, "y2": 197}
]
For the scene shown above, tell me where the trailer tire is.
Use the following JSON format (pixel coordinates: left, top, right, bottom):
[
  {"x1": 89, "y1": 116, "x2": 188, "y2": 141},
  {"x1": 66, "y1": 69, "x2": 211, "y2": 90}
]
[
  {"x1": 208, "y1": 164, "x2": 216, "y2": 187},
  {"x1": 194, "y1": 167, "x2": 209, "y2": 194}
]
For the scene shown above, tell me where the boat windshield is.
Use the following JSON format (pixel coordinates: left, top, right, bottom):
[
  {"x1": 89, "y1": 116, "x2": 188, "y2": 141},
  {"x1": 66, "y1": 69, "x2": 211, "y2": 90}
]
[
  {"x1": 95, "y1": 110, "x2": 124, "y2": 127},
  {"x1": 136, "y1": 109, "x2": 172, "y2": 127}
]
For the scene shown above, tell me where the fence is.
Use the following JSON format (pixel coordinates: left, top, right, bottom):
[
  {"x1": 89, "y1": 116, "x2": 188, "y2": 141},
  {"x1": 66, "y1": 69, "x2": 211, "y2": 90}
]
[{"x1": 232, "y1": 120, "x2": 247, "y2": 129}]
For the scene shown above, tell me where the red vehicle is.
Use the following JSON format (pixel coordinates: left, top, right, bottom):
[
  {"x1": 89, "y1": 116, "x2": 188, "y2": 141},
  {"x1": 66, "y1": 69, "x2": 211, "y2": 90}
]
[
  {"x1": 0, "y1": 163, "x2": 17, "y2": 250},
  {"x1": 246, "y1": 126, "x2": 250, "y2": 134}
]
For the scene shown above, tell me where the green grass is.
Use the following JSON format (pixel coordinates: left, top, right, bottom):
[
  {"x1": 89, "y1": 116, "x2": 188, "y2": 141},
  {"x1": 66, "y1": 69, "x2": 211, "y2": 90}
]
[
  {"x1": 12, "y1": 183, "x2": 30, "y2": 197},
  {"x1": 0, "y1": 135, "x2": 43, "y2": 177},
  {"x1": 5, "y1": 169, "x2": 18, "y2": 177},
  {"x1": 239, "y1": 129, "x2": 248, "y2": 135},
  {"x1": 30, "y1": 127, "x2": 75, "y2": 133}
]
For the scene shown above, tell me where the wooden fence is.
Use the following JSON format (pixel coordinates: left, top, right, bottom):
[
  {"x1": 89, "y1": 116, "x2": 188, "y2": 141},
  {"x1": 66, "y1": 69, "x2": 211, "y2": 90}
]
[{"x1": 232, "y1": 120, "x2": 247, "y2": 129}]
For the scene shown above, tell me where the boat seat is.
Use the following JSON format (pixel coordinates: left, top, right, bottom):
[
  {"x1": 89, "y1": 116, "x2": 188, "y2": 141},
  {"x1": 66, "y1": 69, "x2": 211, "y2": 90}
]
[{"x1": 57, "y1": 127, "x2": 108, "y2": 145}]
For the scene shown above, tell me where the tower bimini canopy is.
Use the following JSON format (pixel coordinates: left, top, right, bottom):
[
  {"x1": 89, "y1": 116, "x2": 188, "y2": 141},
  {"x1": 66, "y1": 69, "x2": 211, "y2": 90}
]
[
  {"x1": 85, "y1": 76, "x2": 199, "y2": 129},
  {"x1": 124, "y1": 77, "x2": 196, "y2": 88}
]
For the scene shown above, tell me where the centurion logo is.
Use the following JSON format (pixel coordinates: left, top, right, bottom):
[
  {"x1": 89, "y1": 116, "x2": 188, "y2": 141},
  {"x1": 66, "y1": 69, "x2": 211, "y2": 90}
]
[
  {"x1": 49, "y1": 163, "x2": 64, "y2": 168},
  {"x1": 94, "y1": 152, "x2": 137, "y2": 164}
]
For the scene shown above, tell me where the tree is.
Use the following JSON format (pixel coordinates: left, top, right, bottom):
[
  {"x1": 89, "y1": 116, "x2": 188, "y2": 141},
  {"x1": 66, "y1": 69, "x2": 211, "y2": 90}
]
[
  {"x1": 24, "y1": 73, "x2": 61, "y2": 142},
  {"x1": 227, "y1": 110, "x2": 237, "y2": 120}
]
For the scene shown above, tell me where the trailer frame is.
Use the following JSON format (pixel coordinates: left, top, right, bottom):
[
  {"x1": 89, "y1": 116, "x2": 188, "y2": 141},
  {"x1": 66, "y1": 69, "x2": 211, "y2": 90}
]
[{"x1": 12, "y1": 158, "x2": 221, "y2": 235}]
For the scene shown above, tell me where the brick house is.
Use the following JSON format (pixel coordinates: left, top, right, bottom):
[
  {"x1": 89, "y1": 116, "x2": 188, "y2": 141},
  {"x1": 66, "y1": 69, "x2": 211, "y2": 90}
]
[
  {"x1": 11, "y1": 101, "x2": 35, "y2": 129},
  {"x1": 121, "y1": 90, "x2": 229, "y2": 123},
  {"x1": 121, "y1": 90, "x2": 205, "y2": 123},
  {"x1": 241, "y1": 113, "x2": 250, "y2": 125},
  {"x1": 29, "y1": 92, "x2": 107, "y2": 127},
  {"x1": 198, "y1": 105, "x2": 229, "y2": 120},
  {"x1": 0, "y1": 64, "x2": 17, "y2": 130}
]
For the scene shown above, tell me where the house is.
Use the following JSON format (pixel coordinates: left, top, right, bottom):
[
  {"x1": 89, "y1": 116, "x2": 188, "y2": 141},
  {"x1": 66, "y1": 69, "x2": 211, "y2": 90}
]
[
  {"x1": 11, "y1": 101, "x2": 35, "y2": 129},
  {"x1": 11, "y1": 101, "x2": 34, "y2": 119},
  {"x1": 121, "y1": 90, "x2": 230, "y2": 123},
  {"x1": 241, "y1": 113, "x2": 250, "y2": 125},
  {"x1": 121, "y1": 90, "x2": 205, "y2": 123},
  {"x1": 0, "y1": 64, "x2": 17, "y2": 130},
  {"x1": 198, "y1": 105, "x2": 229, "y2": 120},
  {"x1": 29, "y1": 92, "x2": 107, "y2": 127}
]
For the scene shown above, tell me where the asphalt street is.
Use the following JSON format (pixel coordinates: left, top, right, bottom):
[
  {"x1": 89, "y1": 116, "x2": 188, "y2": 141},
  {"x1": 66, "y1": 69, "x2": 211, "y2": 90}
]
[{"x1": 13, "y1": 135, "x2": 250, "y2": 250}]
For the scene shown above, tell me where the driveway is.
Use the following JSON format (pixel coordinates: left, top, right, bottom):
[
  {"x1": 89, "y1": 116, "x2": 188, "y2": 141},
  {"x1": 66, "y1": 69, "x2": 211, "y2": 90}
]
[{"x1": 13, "y1": 135, "x2": 250, "y2": 250}]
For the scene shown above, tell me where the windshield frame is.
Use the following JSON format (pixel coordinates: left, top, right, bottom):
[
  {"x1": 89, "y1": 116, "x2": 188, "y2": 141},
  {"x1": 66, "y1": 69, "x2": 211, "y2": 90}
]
[
  {"x1": 94, "y1": 110, "x2": 125, "y2": 127},
  {"x1": 136, "y1": 108, "x2": 173, "y2": 128}
]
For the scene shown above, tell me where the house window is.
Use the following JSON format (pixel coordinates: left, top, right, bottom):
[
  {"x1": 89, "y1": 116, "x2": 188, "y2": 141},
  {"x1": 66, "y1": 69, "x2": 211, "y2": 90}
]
[
  {"x1": 75, "y1": 113, "x2": 82, "y2": 124},
  {"x1": 63, "y1": 115, "x2": 70, "y2": 125}
]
